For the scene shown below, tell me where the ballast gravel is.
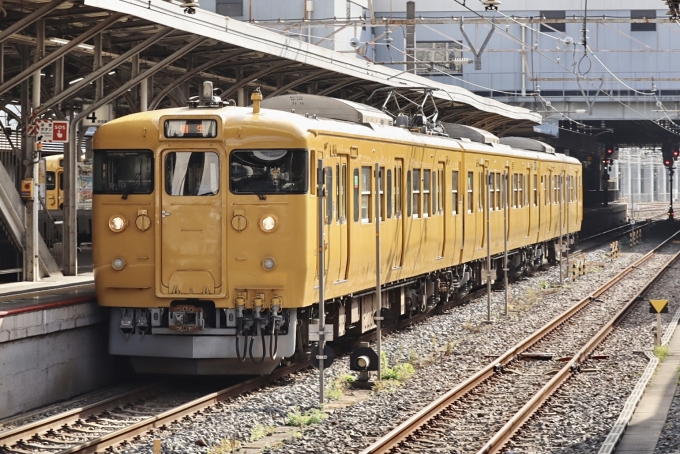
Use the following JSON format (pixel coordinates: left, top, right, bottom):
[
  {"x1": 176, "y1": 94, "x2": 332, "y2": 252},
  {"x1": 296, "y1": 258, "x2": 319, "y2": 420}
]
[{"x1": 15, "y1": 230, "x2": 678, "y2": 454}]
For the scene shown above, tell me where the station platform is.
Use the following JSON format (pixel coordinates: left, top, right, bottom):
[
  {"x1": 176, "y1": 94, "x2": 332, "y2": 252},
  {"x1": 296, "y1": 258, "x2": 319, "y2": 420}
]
[
  {"x1": 581, "y1": 203, "x2": 628, "y2": 237},
  {"x1": 0, "y1": 273, "x2": 124, "y2": 420},
  {"x1": 614, "y1": 324, "x2": 680, "y2": 453}
]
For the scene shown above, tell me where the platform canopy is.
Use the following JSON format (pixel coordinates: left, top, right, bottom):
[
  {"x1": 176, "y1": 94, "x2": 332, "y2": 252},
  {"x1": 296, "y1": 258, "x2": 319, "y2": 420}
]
[{"x1": 0, "y1": 0, "x2": 540, "y2": 134}]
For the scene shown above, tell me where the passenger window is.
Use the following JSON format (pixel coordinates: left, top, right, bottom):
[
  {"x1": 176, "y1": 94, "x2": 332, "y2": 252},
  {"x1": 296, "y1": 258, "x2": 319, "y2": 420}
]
[
  {"x1": 495, "y1": 173, "x2": 501, "y2": 210},
  {"x1": 165, "y1": 152, "x2": 219, "y2": 196},
  {"x1": 534, "y1": 174, "x2": 538, "y2": 206},
  {"x1": 525, "y1": 172, "x2": 529, "y2": 207},
  {"x1": 361, "y1": 166, "x2": 372, "y2": 223},
  {"x1": 340, "y1": 164, "x2": 347, "y2": 223},
  {"x1": 437, "y1": 169, "x2": 444, "y2": 214},
  {"x1": 395, "y1": 166, "x2": 402, "y2": 217},
  {"x1": 353, "y1": 168, "x2": 359, "y2": 222},
  {"x1": 407, "y1": 170, "x2": 412, "y2": 217},
  {"x1": 379, "y1": 166, "x2": 385, "y2": 221},
  {"x1": 387, "y1": 169, "x2": 393, "y2": 219},
  {"x1": 452, "y1": 170, "x2": 458, "y2": 215},
  {"x1": 413, "y1": 169, "x2": 421, "y2": 218},
  {"x1": 326, "y1": 167, "x2": 333, "y2": 224},
  {"x1": 46, "y1": 172, "x2": 56, "y2": 191},
  {"x1": 466, "y1": 171, "x2": 473, "y2": 214},
  {"x1": 423, "y1": 169, "x2": 430, "y2": 218},
  {"x1": 478, "y1": 171, "x2": 483, "y2": 212},
  {"x1": 335, "y1": 164, "x2": 340, "y2": 222}
]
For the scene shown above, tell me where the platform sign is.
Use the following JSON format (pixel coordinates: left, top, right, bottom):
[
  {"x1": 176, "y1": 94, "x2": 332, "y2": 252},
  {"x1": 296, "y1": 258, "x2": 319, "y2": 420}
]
[
  {"x1": 36, "y1": 120, "x2": 69, "y2": 142},
  {"x1": 51, "y1": 121, "x2": 69, "y2": 142},
  {"x1": 82, "y1": 104, "x2": 112, "y2": 127},
  {"x1": 649, "y1": 299, "x2": 669, "y2": 314}
]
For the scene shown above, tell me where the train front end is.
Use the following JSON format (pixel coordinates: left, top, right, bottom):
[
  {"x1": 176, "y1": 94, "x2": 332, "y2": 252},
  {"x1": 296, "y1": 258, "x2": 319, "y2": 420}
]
[{"x1": 92, "y1": 87, "x2": 311, "y2": 375}]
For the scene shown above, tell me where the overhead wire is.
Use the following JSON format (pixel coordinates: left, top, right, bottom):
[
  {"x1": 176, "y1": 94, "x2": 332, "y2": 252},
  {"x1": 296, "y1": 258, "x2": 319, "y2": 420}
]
[{"x1": 451, "y1": 0, "x2": 677, "y2": 136}]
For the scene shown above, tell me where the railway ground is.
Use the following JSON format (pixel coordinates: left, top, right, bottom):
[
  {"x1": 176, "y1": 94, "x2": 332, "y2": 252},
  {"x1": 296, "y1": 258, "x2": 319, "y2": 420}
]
[
  {"x1": 614, "y1": 331, "x2": 680, "y2": 454},
  {"x1": 0, "y1": 222, "x2": 680, "y2": 453}
]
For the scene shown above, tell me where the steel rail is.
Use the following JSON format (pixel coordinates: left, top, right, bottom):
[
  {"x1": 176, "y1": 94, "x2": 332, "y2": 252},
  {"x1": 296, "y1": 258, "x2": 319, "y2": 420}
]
[
  {"x1": 57, "y1": 361, "x2": 312, "y2": 454},
  {"x1": 360, "y1": 229, "x2": 680, "y2": 454},
  {"x1": 478, "y1": 246, "x2": 680, "y2": 454},
  {"x1": 0, "y1": 229, "x2": 656, "y2": 452},
  {"x1": 0, "y1": 383, "x2": 164, "y2": 449}
]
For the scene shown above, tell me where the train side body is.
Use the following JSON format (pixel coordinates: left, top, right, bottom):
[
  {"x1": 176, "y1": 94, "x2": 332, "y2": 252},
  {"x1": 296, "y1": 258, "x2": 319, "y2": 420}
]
[{"x1": 93, "y1": 99, "x2": 582, "y2": 375}]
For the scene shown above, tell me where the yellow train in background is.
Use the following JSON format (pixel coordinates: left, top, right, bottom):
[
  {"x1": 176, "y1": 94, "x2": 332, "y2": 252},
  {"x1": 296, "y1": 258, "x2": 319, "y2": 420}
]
[
  {"x1": 92, "y1": 83, "x2": 582, "y2": 375},
  {"x1": 44, "y1": 154, "x2": 64, "y2": 210}
]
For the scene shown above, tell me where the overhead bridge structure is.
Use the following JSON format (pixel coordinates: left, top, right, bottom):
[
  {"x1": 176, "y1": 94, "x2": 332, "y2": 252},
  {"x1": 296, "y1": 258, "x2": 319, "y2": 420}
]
[{"x1": 0, "y1": 0, "x2": 540, "y2": 280}]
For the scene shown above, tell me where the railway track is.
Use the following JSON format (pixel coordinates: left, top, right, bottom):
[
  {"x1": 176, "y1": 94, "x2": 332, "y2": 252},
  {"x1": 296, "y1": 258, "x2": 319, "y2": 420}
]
[
  {"x1": 360, "y1": 229, "x2": 680, "y2": 454},
  {"x1": 0, "y1": 227, "x2": 665, "y2": 454}
]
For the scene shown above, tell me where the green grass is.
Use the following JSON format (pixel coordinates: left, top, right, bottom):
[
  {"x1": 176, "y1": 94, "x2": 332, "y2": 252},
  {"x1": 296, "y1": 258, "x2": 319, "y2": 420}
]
[
  {"x1": 379, "y1": 351, "x2": 416, "y2": 382},
  {"x1": 207, "y1": 438, "x2": 241, "y2": 454},
  {"x1": 324, "y1": 374, "x2": 355, "y2": 401},
  {"x1": 286, "y1": 408, "x2": 327, "y2": 427},
  {"x1": 249, "y1": 423, "x2": 276, "y2": 442},
  {"x1": 654, "y1": 345, "x2": 670, "y2": 362}
]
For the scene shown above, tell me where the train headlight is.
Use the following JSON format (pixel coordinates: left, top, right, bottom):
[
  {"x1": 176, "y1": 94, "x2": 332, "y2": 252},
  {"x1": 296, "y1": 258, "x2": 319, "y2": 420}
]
[
  {"x1": 259, "y1": 214, "x2": 278, "y2": 233},
  {"x1": 109, "y1": 215, "x2": 128, "y2": 232},
  {"x1": 262, "y1": 257, "x2": 276, "y2": 270},
  {"x1": 112, "y1": 257, "x2": 126, "y2": 270}
]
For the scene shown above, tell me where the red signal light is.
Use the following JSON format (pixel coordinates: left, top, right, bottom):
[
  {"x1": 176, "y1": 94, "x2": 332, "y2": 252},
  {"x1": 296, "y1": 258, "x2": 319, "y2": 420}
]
[
  {"x1": 606, "y1": 148, "x2": 614, "y2": 156},
  {"x1": 673, "y1": 149, "x2": 679, "y2": 159},
  {"x1": 665, "y1": 159, "x2": 672, "y2": 167}
]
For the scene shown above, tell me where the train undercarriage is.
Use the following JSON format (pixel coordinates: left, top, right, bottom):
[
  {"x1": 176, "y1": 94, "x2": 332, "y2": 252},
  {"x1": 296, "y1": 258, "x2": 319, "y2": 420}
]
[{"x1": 111, "y1": 238, "x2": 570, "y2": 375}]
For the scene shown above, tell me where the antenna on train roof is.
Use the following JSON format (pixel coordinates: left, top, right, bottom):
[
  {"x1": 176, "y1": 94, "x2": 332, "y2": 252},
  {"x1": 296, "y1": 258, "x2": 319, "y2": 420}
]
[{"x1": 188, "y1": 81, "x2": 235, "y2": 108}]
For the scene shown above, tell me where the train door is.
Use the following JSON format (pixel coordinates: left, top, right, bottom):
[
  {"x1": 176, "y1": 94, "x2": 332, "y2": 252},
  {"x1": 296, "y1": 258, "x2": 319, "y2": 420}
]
[
  {"x1": 547, "y1": 170, "x2": 553, "y2": 233},
  {"x1": 159, "y1": 150, "x2": 224, "y2": 296},
  {"x1": 329, "y1": 158, "x2": 350, "y2": 282},
  {"x1": 561, "y1": 171, "x2": 566, "y2": 235},
  {"x1": 462, "y1": 165, "x2": 476, "y2": 262},
  {"x1": 324, "y1": 165, "x2": 334, "y2": 281},
  {"x1": 451, "y1": 165, "x2": 461, "y2": 260},
  {"x1": 527, "y1": 167, "x2": 532, "y2": 239},
  {"x1": 57, "y1": 170, "x2": 64, "y2": 209},
  {"x1": 394, "y1": 159, "x2": 404, "y2": 268}
]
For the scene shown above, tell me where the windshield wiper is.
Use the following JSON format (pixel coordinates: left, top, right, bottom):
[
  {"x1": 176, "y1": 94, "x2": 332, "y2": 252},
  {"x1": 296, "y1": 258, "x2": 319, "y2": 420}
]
[
  {"x1": 122, "y1": 173, "x2": 141, "y2": 200},
  {"x1": 243, "y1": 175, "x2": 267, "y2": 200}
]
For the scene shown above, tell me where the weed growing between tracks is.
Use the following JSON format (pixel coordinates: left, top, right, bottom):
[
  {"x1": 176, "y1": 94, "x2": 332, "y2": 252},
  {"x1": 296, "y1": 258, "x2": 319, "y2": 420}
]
[
  {"x1": 250, "y1": 423, "x2": 277, "y2": 442},
  {"x1": 286, "y1": 408, "x2": 327, "y2": 427},
  {"x1": 654, "y1": 345, "x2": 670, "y2": 361},
  {"x1": 207, "y1": 436, "x2": 241, "y2": 454},
  {"x1": 325, "y1": 374, "x2": 355, "y2": 400}
]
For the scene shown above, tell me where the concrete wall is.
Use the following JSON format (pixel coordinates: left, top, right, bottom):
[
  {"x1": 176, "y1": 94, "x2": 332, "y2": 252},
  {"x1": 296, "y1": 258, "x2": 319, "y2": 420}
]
[{"x1": 0, "y1": 303, "x2": 124, "y2": 419}]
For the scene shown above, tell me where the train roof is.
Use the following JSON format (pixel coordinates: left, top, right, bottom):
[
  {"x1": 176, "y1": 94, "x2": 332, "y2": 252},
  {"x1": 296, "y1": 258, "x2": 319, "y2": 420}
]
[{"x1": 97, "y1": 98, "x2": 579, "y2": 166}]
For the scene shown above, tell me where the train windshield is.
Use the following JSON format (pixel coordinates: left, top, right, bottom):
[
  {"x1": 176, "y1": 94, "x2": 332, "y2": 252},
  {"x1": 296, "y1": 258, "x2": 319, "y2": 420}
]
[
  {"x1": 93, "y1": 150, "x2": 154, "y2": 195},
  {"x1": 230, "y1": 149, "x2": 308, "y2": 195}
]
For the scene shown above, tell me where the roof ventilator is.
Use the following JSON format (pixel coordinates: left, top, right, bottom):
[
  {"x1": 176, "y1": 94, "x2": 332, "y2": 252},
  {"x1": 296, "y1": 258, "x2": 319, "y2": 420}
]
[
  {"x1": 441, "y1": 123, "x2": 499, "y2": 145},
  {"x1": 188, "y1": 81, "x2": 235, "y2": 108},
  {"x1": 499, "y1": 137, "x2": 556, "y2": 154}
]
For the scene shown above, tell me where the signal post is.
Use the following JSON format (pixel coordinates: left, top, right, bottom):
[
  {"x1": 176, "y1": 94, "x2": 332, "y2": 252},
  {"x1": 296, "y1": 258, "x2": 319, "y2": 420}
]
[{"x1": 661, "y1": 142, "x2": 678, "y2": 219}]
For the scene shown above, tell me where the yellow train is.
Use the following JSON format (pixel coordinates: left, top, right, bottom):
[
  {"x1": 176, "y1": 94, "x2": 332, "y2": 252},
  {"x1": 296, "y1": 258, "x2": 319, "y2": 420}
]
[
  {"x1": 92, "y1": 83, "x2": 582, "y2": 375},
  {"x1": 44, "y1": 154, "x2": 64, "y2": 210}
]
